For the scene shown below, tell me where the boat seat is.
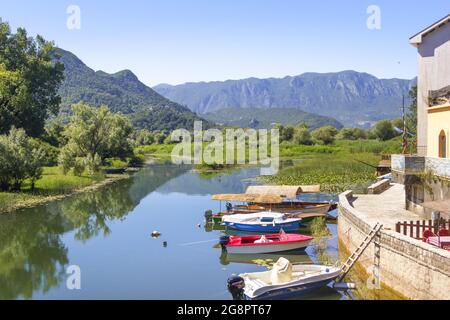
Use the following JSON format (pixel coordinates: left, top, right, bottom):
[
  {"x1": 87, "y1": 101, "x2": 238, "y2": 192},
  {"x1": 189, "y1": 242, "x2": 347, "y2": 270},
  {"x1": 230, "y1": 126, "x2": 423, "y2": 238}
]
[
  {"x1": 254, "y1": 235, "x2": 274, "y2": 244},
  {"x1": 270, "y1": 257, "x2": 293, "y2": 285}
]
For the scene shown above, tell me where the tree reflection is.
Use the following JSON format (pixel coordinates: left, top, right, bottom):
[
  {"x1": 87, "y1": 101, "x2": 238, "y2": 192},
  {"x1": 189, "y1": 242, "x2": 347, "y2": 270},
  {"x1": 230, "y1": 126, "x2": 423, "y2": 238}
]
[
  {"x1": 0, "y1": 205, "x2": 68, "y2": 299},
  {"x1": 0, "y1": 163, "x2": 189, "y2": 299}
]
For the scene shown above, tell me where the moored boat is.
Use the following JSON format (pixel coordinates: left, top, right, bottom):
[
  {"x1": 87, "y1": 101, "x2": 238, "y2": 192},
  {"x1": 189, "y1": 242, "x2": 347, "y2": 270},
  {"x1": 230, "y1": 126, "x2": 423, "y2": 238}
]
[
  {"x1": 222, "y1": 212, "x2": 301, "y2": 233},
  {"x1": 227, "y1": 257, "x2": 341, "y2": 300},
  {"x1": 220, "y1": 233, "x2": 313, "y2": 254}
]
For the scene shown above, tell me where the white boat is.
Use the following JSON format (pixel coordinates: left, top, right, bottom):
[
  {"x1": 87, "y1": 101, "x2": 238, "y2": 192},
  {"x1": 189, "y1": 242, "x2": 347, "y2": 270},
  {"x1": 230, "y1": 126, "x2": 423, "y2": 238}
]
[
  {"x1": 222, "y1": 212, "x2": 301, "y2": 233},
  {"x1": 227, "y1": 257, "x2": 341, "y2": 300}
]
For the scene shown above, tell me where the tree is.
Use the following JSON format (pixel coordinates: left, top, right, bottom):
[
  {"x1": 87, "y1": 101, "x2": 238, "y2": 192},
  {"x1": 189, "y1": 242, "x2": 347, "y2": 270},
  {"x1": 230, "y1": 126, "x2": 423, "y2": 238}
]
[
  {"x1": 406, "y1": 86, "x2": 417, "y2": 138},
  {"x1": 293, "y1": 127, "x2": 313, "y2": 145},
  {"x1": 59, "y1": 103, "x2": 133, "y2": 174},
  {"x1": 0, "y1": 127, "x2": 45, "y2": 191},
  {"x1": 0, "y1": 21, "x2": 64, "y2": 137},
  {"x1": 281, "y1": 125, "x2": 295, "y2": 142},
  {"x1": 373, "y1": 120, "x2": 398, "y2": 141},
  {"x1": 337, "y1": 128, "x2": 368, "y2": 140},
  {"x1": 391, "y1": 118, "x2": 404, "y2": 130},
  {"x1": 311, "y1": 126, "x2": 338, "y2": 145}
]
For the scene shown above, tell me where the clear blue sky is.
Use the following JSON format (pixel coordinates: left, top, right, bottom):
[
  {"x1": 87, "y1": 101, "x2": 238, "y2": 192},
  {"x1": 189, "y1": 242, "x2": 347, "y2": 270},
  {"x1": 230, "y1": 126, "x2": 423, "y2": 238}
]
[{"x1": 0, "y1": 1, "x2": 449, "y2": 86}]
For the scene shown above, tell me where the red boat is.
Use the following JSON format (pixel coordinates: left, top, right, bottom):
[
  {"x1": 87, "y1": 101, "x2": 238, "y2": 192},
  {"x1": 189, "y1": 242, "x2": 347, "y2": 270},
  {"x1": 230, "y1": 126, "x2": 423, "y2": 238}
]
[{"x1": 220, "y1": 233, "x2": 313, "y2": 254}]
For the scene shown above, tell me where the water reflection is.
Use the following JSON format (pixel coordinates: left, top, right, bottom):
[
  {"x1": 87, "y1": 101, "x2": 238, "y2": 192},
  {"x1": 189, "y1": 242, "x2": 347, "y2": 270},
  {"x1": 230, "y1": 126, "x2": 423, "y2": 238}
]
[
  {"x1": 0, "y1": 164, "x2": 189, "y2": 299},
  {"x1": 0, "y1": 205, "x2": 69, "y2": 299}
]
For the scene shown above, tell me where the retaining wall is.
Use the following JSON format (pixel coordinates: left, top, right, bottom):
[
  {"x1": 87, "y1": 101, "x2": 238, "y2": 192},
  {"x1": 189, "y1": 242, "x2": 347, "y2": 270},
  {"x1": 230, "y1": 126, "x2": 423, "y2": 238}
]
[{"x1": 338, "y1": 190, "x2": 450, "y2": 300}]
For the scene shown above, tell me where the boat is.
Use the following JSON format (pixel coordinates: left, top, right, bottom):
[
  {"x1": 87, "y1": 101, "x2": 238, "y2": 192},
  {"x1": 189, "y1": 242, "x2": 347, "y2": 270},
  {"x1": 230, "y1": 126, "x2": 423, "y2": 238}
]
[
  {"x1": 219, "y1": 251, "x2": 313, "y2": 266},
  {"x1": 222, "y1": 212, "x2": 301, "y2": 233},
  {"x1": 227, "y1": 257, "x2": 341, "y2": 300},
  {"x1": 219, "y1": 233, "x2": 313, "y2": 254},
  {"x1": 209, "y1": 193, "x2": 334, "y2": 224}
]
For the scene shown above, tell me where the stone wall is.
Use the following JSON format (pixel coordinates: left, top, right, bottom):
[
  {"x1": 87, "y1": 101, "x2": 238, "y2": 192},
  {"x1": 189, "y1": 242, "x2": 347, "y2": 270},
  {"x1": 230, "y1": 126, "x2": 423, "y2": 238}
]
[
  {"x1": 338, "y1": 191, "x2": 450, "y2": 300},
  {"x1": 367, "y1": 179, "x2": 390, "y2": 195}
]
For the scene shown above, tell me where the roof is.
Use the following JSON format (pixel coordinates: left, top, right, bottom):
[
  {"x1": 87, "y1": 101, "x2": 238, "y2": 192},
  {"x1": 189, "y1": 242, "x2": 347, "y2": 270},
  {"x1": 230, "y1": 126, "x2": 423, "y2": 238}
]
[
  {"x1": 245, "y1": 185, "x2": 321, "y2": 199},
  {"x1": 211, "y1": 194, "x2": 284, "y2": 204},
  {"x1": 410, "y1": 14, "x2": 450, "y2": 47}
]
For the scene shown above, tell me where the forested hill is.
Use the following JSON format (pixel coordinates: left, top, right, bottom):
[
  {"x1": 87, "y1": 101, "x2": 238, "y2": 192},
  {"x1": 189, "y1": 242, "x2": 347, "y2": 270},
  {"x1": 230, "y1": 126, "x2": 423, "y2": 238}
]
[
  {"x1": 203, "y1": 108, "x2": 343, "y2": 129},
  {"x1": 54, "y1": 48, "x2": 208, "y2": 131}
]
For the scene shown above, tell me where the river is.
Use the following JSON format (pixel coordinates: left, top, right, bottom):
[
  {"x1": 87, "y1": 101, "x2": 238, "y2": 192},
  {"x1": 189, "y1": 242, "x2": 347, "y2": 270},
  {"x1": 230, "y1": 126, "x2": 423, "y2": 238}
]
[{"x1": 0, "y1": 162, "x2": 367, "y2": 300}]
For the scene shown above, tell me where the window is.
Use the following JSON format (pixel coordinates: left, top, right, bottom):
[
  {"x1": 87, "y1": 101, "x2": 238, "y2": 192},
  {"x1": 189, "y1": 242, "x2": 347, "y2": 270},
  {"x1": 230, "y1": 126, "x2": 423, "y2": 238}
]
[{"x1": 439, "y1": 130, "x2": 446, "y2": 158}]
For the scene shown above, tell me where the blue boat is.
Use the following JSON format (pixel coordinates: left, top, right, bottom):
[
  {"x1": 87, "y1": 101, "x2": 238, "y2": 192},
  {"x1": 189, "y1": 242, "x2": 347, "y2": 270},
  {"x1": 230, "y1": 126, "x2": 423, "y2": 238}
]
[{"x1": 222, "y1": 212, "x2": 301, "y2": 233}]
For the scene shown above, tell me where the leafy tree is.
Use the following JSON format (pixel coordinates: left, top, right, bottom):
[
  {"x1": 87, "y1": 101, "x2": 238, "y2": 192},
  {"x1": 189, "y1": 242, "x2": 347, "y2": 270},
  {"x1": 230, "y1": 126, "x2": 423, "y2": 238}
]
[
  {"x1": 42, "y1": 119, "x2": 67, "y2": 147},
  {"x1": 406, "y1": 86, "x2": 417, "y2": 139},
  {"x1": 337, "y1": 128, "x2": 368, "y2": 140},
  {"x1": 282, "y1": 125, "x2": 295, "y2": 142},
  {"x1": 0, "y1": 127, "x2": 45, "y2": 191},
  {"x1": 132, "y1": 129, "x2": 155, "y2": 147},
  {"x1": 311, "y1": 126, "x2": 338, "y2": 145},
  {"x1": 59, "y1": 103, "x2": 133, "y2": 174},
  {"x1": 373, "y1": 120, "x2": 398, "y2": 141},
  {"x1": 391, "y1": 118, "x2": 404, "y2": 130},
  {"x1": 293, "y1": 127, "x2": 313, "y2": 145},
  {"x1": 0, "y1": 21, "x2": 64, "y2": 137}
]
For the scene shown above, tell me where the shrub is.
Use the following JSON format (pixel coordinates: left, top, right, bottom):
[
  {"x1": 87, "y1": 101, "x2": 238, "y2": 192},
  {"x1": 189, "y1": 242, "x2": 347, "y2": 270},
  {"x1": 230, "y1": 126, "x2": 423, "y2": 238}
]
[
  {"x1": 311, "y1": 126, "x2": 338, "y2": 145},
  {"x1": 0, "y1": 127, "x2": 45, "y2": 191}
]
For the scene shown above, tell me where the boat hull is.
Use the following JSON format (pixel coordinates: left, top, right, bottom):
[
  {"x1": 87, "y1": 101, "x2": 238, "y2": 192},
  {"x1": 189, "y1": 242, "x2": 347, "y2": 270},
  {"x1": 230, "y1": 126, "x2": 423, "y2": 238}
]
[
  {"x1": 223, "y1": 221, "x2": 301, "y2": 233},
  {"x1": 226, "y1": 240, "x2": 312, "y2": 254},
  {"x1": 244, "y1": 278, "x2": 333, "y2": 300}
]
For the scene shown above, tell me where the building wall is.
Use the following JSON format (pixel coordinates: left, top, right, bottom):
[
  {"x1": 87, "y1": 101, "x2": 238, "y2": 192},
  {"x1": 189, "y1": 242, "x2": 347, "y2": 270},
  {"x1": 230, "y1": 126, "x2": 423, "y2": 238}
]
[
  {"x1": 416, "y1": 22, "x2": 450, "y2": 156},
  {"x1": 338, "y1": 191, "x2": 450, "y2": 300},
  {"x1": 427, "y1": 107, "x2": 450, "y2": 158}
]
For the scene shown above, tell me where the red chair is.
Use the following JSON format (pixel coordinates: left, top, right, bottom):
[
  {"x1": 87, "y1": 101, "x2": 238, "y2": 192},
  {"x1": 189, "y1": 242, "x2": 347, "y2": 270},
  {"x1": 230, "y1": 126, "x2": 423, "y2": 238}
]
[
  {"x1": 438, "y1": 229, "x2": 450, "y2": 237},
  {"x1": 422, "y1": 229, "x2": 435, "y2": 242}
]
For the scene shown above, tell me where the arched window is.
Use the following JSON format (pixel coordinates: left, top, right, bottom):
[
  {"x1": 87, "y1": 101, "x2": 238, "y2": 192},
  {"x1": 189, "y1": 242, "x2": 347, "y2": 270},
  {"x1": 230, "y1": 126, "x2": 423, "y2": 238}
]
[{"x1": 439, "y1": 130, "x2": 446, "y2": 158}]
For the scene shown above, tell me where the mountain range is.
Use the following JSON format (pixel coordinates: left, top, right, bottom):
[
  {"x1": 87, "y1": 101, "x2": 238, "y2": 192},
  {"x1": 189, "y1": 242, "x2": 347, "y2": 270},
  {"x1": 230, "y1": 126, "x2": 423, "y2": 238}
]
[
  {"x1": 154, "y1": 72, "x2": 416, "y2": 127},
  {"x1": 54, "y1": 48, "x2": 207, "y2": 131}
]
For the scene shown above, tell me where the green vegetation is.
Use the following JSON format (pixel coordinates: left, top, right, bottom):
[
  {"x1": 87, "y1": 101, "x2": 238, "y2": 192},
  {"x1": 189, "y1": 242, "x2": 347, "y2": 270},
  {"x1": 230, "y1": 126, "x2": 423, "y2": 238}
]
[
  {"x1": 311, "y1": 125, "x2": 338, "y2": 145},
  {"x1": 58, "y1": 103, "x2": 134, "y2": 175},
  {"x1": 203, "y1": 107, "x2": 343, "y2": 130},
  {"x1": 0, "y1": 21, "x2": 64, "y2": 137},
  {"x1": 371, "y1": 120, "x2": 397, "y2": 141},
  {"x1": 0, "y1": 128, "x2": 46, "y2": 191},
  {"x1": 263, "y1": 137, "x2": 401, "y2": 194},
  {"x1": 0, "y1": 166, "x2": 102, "y2": 213},
  {"x1": 55, "y1": 48, "x2": 209, "y2": 131}
]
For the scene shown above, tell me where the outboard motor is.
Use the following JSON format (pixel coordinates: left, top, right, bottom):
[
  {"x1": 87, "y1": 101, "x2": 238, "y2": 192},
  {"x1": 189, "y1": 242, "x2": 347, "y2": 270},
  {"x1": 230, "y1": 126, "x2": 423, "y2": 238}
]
[
  {"x1": 219, "y1": 236, "x2": 230, "y2": 251},
  {"x1": 204, "y1": 210, "x2": 213, "y2": 221},
  {"x1": 227, "y1": 275, "x2": 245, "y2": 300}
]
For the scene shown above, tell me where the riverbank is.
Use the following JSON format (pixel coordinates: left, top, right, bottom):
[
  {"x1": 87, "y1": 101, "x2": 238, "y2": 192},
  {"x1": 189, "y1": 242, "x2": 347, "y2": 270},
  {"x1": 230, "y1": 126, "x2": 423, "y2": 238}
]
[
  {"x1": 0, "y1": 174, "x2": 134, "y2": 214},
  {"x1": 338, "y1": 185, "x2": 450, "y2": 299}
]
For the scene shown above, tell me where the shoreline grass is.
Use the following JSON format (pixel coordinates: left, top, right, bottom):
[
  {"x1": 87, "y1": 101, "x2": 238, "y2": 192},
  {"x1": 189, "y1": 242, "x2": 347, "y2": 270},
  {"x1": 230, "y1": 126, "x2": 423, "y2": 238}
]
[{"x1": 0, "y1": 166, "x2": 126, "y2": 214}]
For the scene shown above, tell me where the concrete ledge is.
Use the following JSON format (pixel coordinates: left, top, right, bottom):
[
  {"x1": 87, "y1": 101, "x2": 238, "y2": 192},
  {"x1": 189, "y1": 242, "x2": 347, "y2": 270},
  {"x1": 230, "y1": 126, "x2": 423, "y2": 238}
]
[
  {"x1": 367, "y1": 179, "x2": 391, "y2": 194},
  {"x1": 338, "y1": 191, "x2": 450, "y2": 300}
]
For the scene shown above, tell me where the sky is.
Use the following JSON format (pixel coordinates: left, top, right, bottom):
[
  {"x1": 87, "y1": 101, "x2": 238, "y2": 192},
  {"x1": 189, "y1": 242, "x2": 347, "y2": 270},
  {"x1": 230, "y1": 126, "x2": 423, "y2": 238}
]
[{"x1": 0, "y1": 0, "x2": 449, "y2": 86}]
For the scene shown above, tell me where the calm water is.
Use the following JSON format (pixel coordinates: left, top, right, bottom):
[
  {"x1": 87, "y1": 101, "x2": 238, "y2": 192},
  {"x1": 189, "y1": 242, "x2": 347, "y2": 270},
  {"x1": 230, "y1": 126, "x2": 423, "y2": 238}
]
[{"x1": 0, "y1": 163, "x2": 347, "y2": 300}]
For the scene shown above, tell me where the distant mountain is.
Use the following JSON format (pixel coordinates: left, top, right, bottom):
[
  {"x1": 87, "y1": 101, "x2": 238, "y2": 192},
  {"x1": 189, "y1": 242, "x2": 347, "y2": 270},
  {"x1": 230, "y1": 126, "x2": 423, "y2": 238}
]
[
  {"x1": 54, "y1": 48, "x2": 208, "y2": 131},
  {"x1": 203, "y1": 107, "x2": 343, "y2": 130},
  {"x1": 154, "y1": 71, "x2": 416, "y2": 127}
]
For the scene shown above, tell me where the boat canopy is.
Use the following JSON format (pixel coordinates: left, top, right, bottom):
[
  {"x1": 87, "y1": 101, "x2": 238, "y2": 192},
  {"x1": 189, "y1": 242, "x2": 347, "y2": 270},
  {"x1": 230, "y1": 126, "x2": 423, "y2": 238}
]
[
  {"x1": 245, "y1": 185, "x2": 321, "y2": 199},
  {"x1": 211, "y1": 194, "x2": 284, "y2": 204}
]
